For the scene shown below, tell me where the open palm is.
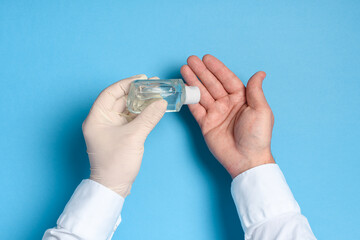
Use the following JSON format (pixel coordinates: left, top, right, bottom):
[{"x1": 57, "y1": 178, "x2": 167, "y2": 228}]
[{"x1": 181, "y1": 55, "x2": 275, "y2": 178}]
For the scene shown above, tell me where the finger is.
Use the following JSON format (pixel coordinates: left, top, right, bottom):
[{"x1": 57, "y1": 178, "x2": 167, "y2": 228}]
[
  {"x1": 149, "y1": 76, "x2": 160, "y2": 79},
  {"x1": 246, "y1": 71, "x2": 269, "y2": 109},
  {"x1": 202, "y1": 54, "x2": 244, "y2": 94},
  {"x1": 188, "y1": 103, "x2": 206, "y2": 126},
  {"x1": 94, "y1": 74, "x2": 147, "y2": 110},
  {"x1": 187, "y1": 55, "x2": 228, "y2": 99},
  {"x1": 180, "y1": 64, "x2": 214, "y2": 109},
  {"x1": 129, "y1": 99, "x2": 168, "y2": 138}
]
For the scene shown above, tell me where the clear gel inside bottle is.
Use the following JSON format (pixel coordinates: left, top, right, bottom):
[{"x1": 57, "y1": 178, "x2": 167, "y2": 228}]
[{"x1": 127, "y1": 79, "x2": 200, "y2": 114}]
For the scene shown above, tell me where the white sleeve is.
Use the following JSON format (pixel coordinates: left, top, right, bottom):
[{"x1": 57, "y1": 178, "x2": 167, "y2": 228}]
[
  {"x1": 43, "y1": 179, "x2": 124, "y2": 240},
  {"x1": 231, "y1": 164, "x2": 316, "y2": 240}
]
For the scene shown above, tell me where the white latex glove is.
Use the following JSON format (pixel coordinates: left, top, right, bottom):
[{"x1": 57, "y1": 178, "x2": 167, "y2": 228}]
[{"x1": 82, "y1": 74, "x2": 167, "y2": 198}]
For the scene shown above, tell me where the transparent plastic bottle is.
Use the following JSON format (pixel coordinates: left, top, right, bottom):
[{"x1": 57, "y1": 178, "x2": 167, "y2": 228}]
[{"x1": 127, "y1": 79, "x2": 200, "y2": 114}]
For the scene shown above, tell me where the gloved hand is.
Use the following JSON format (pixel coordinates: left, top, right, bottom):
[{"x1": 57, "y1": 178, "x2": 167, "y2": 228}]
[{"x1": 82, "y1": 74, "x2": 167, "y2": 198}]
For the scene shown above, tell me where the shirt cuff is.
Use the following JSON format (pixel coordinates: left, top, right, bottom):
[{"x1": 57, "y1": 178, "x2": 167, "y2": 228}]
[
  {"x1": 231, "y1": 164, "x2": 300, "y2": 234},
  {"x1": 57, "y1": 179, "x2": 125, "y2": 240}
]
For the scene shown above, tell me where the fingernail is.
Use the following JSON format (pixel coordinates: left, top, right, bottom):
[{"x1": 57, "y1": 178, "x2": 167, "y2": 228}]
[{"x1": 131, "y1": 74, "x2": 147, "y2": 79}]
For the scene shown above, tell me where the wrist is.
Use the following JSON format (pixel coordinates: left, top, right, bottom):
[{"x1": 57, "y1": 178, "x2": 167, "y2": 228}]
[
  {"x1": 228, "y1": 152, "x2": 275, "y2": 179},
  {"x1": 90, "y1": 175, "x2": 132, "y2": 198}
]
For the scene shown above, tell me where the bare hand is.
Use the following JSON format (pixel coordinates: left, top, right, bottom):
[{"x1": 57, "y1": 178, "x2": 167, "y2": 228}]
[{"x1": 181, "y1": 55, "x2": 275, "y2": 178}]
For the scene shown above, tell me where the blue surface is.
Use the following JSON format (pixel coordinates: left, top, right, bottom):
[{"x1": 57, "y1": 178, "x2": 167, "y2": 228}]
[{"x1": 1, "y1": 1, "x2": 359, "y2": 239}]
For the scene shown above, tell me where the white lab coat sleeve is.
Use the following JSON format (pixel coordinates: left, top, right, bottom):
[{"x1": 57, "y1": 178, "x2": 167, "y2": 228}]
[
  {"x1": 43, "y1": 179, "x2": 124, "y2": 240},
  {"x1": 231, "y1": 164, "x2": 316, "y2": 240}
]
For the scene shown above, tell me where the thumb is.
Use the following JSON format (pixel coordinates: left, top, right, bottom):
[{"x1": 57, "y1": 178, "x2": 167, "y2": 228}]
[
  {"x1": 130, "y1": 99, "x2": 168, "y2": 138},
  {"x1": 246, "y1": 71, "x2": 269, "y2": 109}
]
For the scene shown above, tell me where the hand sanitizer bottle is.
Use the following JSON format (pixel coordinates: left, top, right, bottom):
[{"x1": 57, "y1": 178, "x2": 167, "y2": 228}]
[{"x1": 127, "y1": 79, "x2": 200, "y2": 113}]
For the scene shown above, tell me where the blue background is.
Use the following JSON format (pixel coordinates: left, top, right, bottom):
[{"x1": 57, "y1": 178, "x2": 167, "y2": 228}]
[{"x1": 1, "y1": 1, "x2": 359, "y2": 239}]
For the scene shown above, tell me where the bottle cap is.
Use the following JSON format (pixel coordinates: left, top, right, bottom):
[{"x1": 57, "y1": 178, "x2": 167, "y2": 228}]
[{"x1": 184, "y1": 86, "x2": 201, "y2": 104}]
